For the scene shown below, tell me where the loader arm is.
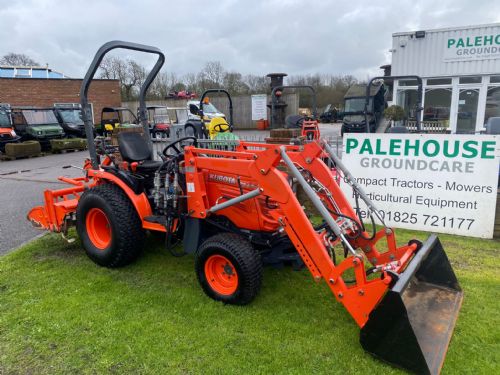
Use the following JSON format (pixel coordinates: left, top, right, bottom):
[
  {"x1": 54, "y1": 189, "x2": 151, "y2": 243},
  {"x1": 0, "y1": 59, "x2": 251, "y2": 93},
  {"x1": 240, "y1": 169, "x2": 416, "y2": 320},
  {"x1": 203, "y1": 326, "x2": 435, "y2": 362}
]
[
  {"x1": 184, "y1": 141, "x2": 418, "y2": 327},
  {"x1": 184, "y1": 140, "x2": 462, "y2": 374}
]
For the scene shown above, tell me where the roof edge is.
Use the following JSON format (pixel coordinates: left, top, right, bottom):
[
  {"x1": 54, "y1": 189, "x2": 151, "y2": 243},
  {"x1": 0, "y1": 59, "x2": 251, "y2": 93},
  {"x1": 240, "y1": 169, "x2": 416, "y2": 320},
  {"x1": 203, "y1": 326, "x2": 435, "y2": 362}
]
[{"x1": 393, "y1": 22, "x2": 500, "y2": 37}]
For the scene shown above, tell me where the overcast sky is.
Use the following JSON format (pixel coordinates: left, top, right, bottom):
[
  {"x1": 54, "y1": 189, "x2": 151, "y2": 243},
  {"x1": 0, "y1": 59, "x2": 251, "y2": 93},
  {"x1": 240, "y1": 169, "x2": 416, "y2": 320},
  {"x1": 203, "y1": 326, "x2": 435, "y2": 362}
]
[{"x1": 0, "y1": 0, "x2": 499, "y2": 80}]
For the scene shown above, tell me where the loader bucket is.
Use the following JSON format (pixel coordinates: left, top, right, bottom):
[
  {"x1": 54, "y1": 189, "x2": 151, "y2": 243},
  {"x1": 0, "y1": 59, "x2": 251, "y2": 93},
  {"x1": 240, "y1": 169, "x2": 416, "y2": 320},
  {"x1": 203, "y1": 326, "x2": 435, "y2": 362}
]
[{"x1": 360, "y1": 234, "x2": 462, "y2": 374}]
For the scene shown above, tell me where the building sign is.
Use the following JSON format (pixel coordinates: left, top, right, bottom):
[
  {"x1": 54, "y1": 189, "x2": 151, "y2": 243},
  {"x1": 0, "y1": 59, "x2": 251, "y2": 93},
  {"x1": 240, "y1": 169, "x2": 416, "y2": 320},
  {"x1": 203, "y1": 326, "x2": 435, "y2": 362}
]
[
  {"x1": 251, "y1": 94, "x2": 267, "y2": 121},
  {"x1": 341, "y1": 133, "x2": 500, "y2": 238},
  {"x1": 444, "y1": 32, "x2": 500, "y2": 62}
]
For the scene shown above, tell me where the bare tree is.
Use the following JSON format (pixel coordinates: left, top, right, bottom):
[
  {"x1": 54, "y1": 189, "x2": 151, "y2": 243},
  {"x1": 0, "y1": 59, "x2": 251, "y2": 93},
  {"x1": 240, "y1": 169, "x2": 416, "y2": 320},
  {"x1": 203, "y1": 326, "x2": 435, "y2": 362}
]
[
  {"x1": 98, "y1": 57, "x2": 146, "y2": 101},
  {"x1": 200, "y1": 61, "x2": 225, "y2": 89},
  {"x1": 183, "y1": 72, "x2": 199, "y2": 93},
  {"x1": 0, "y1": 52, "x2": 39, "y2": 66},
  {"x1": 149, "y1": 71, "x2": 169, "y2": 99},
  {"x1": 244, "y1": 74, "x2": 269, "y2": 94},
  {"x1": 223, "y1": 72, "x2": 249, "y2": 95}
]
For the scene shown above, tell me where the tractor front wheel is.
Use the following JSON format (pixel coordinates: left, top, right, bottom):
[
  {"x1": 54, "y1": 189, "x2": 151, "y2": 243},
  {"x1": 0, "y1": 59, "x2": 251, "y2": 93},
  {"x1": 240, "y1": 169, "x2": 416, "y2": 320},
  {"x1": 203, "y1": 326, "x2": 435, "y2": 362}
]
[
  {"x1": 195, "y1": 233, "x2": 262, "y2": 305},
  {"x1": 76, "y1": 183, "x2": 145, "y2": 268}
]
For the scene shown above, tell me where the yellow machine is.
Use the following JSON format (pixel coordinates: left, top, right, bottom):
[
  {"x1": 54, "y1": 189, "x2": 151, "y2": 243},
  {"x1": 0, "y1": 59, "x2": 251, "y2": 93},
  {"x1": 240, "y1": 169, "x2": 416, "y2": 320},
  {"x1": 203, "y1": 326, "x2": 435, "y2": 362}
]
[
  {"x1": 206, "y1": 116, "x2": 231, "y2": 139},
  {"x1": 189, "y1": 89, "x2": 235, "y2": 139}
]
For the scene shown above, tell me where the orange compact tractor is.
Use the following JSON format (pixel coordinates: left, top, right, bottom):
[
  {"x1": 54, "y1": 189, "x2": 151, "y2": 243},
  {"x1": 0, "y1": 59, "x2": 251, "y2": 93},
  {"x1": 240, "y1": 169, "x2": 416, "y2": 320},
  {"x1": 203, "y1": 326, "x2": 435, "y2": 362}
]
[{"x1": 28, "y1": 41, "x2": 462, "y2": 374}]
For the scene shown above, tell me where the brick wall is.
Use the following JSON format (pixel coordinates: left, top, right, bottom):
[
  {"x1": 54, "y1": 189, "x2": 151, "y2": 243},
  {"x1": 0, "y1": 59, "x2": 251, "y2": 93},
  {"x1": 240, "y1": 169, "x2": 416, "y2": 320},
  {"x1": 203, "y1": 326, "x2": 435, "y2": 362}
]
[{"x1": 0, "y1": 78, "x2": 121, "y2": 123}]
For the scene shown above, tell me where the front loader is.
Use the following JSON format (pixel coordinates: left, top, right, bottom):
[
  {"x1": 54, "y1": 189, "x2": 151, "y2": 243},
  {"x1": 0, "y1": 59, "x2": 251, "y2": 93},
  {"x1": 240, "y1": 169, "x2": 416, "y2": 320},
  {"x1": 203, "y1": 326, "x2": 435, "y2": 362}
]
[{"x1": 28, "y1": 41, "x2": 462, "y2": 374}]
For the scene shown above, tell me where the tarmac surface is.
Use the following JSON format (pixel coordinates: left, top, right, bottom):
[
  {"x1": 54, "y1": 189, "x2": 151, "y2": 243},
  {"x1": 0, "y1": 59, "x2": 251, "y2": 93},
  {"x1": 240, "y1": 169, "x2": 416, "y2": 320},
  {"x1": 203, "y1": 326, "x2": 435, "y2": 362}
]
[{"x1": 0, "y1": 123, "x2": 342, "y2": 255}]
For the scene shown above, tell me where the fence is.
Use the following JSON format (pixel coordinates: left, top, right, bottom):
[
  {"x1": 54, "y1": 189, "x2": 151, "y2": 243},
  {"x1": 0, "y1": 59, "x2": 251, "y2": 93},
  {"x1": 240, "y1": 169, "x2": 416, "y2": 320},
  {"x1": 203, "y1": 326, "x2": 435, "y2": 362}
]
[
  {"x1": 150, "y1": 134, "x2": 343, "y2": 162},
  {"x1": 121, "y1": 93, "x2": 298, "y2": 129},
  {"x1": 406, "y1": 120, "x2": 450, "y2": 133}
]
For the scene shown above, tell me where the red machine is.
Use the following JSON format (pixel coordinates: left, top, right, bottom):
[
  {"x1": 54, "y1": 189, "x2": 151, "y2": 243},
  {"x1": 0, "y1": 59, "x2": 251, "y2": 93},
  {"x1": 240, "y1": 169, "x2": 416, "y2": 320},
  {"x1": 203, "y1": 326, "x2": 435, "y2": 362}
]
[
  {"x1": 27, "y1": 42, "x2": 462, "y2": 375},
  {"x1": 301, "y1": 119, "x2": 320, "y2": 140}
]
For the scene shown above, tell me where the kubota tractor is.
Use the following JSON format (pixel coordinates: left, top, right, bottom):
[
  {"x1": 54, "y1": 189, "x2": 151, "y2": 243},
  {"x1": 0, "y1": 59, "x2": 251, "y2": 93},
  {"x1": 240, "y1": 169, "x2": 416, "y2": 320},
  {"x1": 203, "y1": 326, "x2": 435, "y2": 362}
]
[{"x1": 28, "y1": 41, "x2": 462, "y2": 375}]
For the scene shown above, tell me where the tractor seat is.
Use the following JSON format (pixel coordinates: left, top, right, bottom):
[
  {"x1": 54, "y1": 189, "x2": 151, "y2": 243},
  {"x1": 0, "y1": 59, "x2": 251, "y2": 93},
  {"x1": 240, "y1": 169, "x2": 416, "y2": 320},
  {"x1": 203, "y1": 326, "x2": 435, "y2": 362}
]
[{"x1": 118, "y1": 132, "x2": 162, "y2": 172}]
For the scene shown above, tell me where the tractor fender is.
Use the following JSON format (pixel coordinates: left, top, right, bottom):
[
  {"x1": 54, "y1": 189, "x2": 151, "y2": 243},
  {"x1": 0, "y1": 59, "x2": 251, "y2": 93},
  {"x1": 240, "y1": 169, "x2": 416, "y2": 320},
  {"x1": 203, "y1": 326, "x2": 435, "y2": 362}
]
[
  {"x1": 105, "y1": 168, "x2": 144, "y2": 195},
  {"x1": 87, "y1": 169, "x2": 153, "y2": 220}
]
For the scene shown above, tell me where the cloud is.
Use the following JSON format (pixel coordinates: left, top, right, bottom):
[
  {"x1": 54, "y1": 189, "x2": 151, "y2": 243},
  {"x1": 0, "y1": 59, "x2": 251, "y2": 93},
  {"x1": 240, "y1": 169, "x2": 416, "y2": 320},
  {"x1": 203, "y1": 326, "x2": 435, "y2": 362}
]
[{"x1": 0, "y1": 0, "x2": 498, "y2": 79}]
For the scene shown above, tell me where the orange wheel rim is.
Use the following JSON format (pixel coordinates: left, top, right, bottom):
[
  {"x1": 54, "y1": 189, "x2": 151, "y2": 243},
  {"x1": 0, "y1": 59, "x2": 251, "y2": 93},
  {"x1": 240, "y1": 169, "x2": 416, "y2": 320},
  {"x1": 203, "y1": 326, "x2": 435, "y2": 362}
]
[
  {"x1": 86, "y1": 208, "x2": 111, "y2": 250},
  {"x1": 204, "y1": 255, "x2": 239, "y2": 295}
]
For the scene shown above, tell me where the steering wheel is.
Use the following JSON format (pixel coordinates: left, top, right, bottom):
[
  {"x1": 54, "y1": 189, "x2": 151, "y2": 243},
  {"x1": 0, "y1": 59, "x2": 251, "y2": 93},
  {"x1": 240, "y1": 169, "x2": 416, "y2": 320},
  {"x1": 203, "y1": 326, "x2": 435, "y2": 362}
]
[
  {"x1": 213, "y1": 123, "x2": 230, "y2": 133},
  {"x1": 162, "y1": 136, "x2": 198, "y2": 156}
]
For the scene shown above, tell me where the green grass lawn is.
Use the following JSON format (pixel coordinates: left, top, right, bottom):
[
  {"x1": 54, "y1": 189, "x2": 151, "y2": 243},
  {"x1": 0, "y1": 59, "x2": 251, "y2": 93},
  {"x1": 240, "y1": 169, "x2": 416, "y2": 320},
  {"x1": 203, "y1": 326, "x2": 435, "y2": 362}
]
[{"x1": 0, "y1": 229, "x2": 499, "y2": 374}]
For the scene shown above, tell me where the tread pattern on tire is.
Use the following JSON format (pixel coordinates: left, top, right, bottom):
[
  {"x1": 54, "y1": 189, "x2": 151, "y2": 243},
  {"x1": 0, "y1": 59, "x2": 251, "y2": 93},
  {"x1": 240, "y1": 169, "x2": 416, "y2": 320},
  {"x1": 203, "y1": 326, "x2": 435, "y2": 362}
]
[
  {"x1": 195, "y1": 233, "x2": 263, "y2": 305},
  {"x1": 77, "y1": 183, "x2": 145, "y2": 268}
]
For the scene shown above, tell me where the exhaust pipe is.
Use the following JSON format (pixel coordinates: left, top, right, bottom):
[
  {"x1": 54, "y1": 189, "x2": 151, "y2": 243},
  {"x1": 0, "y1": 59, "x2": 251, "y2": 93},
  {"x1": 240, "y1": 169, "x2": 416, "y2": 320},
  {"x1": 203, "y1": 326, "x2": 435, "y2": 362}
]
[{"x1": 360, "y1": 235, "x2": 463, "y2": 374}]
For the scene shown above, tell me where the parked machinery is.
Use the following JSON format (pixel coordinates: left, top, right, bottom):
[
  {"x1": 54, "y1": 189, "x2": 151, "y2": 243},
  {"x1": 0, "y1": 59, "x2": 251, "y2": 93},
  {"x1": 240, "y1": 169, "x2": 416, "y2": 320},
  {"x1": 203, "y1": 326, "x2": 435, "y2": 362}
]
[
  {"x1": 53, "y1": 103, "x2": 87, "y2": 138},
  {"x1": 99, "y1": 106, "x2": 139, "y2": 135},
  {"x1": 320, "y1": 104, "x2": 339, "y2": 123},
  {"x1": 147, "y1": 105, "x2": 171, "y2": 138},
  {"x1": 28, "y1": 41, "x2": 462, "y2": 375},
  {"x1": 189, "y1": 89, "x2": 234, "y2": 140},
  {"x1": 11, "y1": 106, "x2": 65, "y2": 150},
  {"x1": 271, "y1": 84, "x2": 320, "y2": 140},
  {"x1": 0, "y1": 104, "x2": 21, "y2": 152}
]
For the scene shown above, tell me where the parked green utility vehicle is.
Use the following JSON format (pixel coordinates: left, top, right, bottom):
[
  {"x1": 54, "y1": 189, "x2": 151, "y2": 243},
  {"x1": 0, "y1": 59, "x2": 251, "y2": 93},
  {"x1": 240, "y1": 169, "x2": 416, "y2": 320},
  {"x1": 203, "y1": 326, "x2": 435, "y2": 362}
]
[{"x1": 11, "y1": 107, "x2": 64, "y2": 149}]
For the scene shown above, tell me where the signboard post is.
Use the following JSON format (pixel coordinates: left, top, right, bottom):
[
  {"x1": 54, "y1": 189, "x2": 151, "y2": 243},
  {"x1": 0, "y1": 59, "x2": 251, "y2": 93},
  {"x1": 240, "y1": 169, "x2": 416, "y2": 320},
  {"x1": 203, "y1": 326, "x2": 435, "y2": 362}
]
[
  {"x1": 251, "y1": 94, "x2": 267, "y2": 121},
  {"x1": 341, "y1": 133, "x2": 500, "y2": 238}
]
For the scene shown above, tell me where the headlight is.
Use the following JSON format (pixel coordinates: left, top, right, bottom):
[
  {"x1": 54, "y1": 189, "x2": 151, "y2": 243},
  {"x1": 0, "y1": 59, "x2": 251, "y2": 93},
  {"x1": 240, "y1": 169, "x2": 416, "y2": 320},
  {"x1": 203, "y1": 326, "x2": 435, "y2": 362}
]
[
  {"x1": 37, "y1": 131, "x2": 43, "y2": 135},
  {"x1": 10, "y1": 130, "x2": 16, "y2": 137}
]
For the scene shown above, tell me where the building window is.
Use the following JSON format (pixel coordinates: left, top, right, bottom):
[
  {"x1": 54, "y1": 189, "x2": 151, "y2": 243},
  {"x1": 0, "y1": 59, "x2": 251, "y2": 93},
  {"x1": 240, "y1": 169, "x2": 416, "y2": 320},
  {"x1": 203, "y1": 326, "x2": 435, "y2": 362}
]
[
  {"x1": 15, "y1": 68, "x2": 30, "y2": 78},
  {"x1": 0, "y1": 68, "x2": 14, "y2": 78},
  {"x1": 490, "y1": 76, "x2": 500, "y2": 84},
  {"x1": 427, "y1": 78, "x2": 452, "y2": 85},
  {"x1": 423, "y1": 88, "x2": 452, "y2": 128},
  {"x1": 459, "y1": 76, "x2": 482, "y2": 84},
  {"x1": 31, "y1": 69, "x2": 47, "y2": 78},
  {"x1": 457, "y1": 89, "x2": 480, "y2": 133},
  {"x1": 397, "y1": 89, "x2": 418, "y2": 120},
  {"x1": 485, "y1": 87, "x2": 500, "y2": 124},
  {"x1": 398, "y1": 79, "x2": 419, "y2": 87}
]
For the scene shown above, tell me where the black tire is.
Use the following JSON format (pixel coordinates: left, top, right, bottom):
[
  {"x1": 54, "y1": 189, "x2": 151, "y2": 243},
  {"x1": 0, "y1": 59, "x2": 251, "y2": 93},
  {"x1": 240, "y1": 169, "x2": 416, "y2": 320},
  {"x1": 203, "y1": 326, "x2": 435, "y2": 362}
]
[
  {"x1": 76, "y1": 183, "x2": 145, "y2": 268},
  {"x1": 195, "y1": 233, "x2": 262, "y2": 305}
]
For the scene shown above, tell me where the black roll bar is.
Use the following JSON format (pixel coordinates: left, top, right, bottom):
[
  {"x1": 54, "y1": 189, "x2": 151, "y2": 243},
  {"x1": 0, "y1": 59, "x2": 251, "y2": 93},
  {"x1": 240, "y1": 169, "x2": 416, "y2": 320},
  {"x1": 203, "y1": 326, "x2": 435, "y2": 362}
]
[
  {"x1": 270, "y1": 85, "x2": 317, "y2": 129},
  {"x1": 80, "y1": 40, "x2": 165, "y2": 169},
  {"x1": 364, "y1": 75, "x2": 423, "y2": 133},
  {"x1": 199, "y1": 89, "x2": 234, "y2": 129}
]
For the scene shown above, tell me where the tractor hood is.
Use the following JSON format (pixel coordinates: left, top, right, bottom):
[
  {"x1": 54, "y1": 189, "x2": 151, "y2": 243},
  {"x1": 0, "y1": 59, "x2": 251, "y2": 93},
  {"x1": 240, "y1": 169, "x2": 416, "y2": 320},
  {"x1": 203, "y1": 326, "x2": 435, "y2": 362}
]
[{"x1": 28, "y1": 124, "x2": 64, "y2": 136}]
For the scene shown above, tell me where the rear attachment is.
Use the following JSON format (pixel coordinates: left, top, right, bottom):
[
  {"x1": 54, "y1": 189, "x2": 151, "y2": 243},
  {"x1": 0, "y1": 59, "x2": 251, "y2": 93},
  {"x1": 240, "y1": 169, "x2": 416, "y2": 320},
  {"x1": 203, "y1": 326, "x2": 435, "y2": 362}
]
[{"x1": 360, "y1": 235, "x2": 462, "y2": 374}]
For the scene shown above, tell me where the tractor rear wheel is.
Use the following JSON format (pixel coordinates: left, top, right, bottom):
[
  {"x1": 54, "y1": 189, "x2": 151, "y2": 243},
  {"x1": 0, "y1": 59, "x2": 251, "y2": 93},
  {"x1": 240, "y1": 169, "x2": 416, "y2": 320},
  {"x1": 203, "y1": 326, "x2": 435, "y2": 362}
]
[
  {"x1": 76, "y1": 183, "x2": 145, "y2": 268},
  {"x1": 195, "y1": 233, "x2": 262, "y2": 305}
]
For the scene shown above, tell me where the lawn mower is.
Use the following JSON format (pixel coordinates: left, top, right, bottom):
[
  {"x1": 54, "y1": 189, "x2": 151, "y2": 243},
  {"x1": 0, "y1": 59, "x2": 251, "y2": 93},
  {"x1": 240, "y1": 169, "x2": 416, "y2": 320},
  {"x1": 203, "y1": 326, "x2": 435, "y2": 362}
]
[
  {"x1": 27, "y1": 41, "x2": 462, "y2": 375},
  {"x1": 184, "y1": 90, "x2": 232, "y2": 139},
  {"x1": 146, "y1": 105, "x2": 171, "y2": 139},
  {"x1": 189, "y1": 89, "x2": 235, "y2": 140}
]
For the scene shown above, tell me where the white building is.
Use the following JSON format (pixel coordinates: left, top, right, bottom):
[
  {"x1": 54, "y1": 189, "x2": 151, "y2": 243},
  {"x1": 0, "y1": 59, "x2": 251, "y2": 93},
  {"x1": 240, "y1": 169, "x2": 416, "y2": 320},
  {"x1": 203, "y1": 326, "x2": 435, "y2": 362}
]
[{"x1": 391, "y1": 23, "x2": 500, "y2": 133}]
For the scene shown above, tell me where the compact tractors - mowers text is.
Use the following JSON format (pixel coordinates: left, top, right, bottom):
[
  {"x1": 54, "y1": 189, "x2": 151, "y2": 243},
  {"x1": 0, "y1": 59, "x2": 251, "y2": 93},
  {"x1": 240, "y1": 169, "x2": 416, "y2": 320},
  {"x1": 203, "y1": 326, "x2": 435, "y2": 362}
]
[{"x1": 28, "y1": 41, "x2": 462, "y2": 375}]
